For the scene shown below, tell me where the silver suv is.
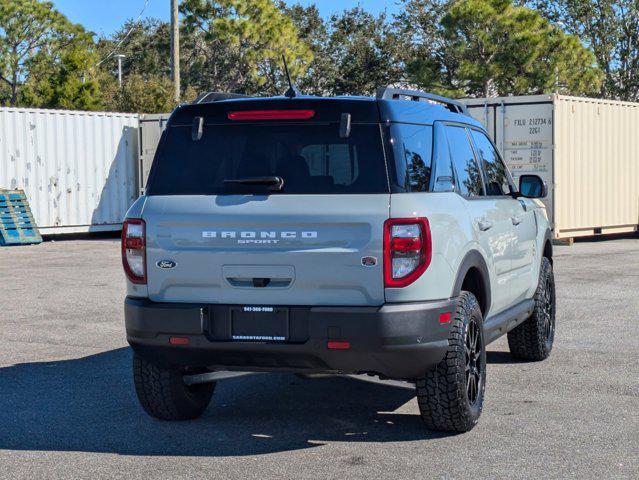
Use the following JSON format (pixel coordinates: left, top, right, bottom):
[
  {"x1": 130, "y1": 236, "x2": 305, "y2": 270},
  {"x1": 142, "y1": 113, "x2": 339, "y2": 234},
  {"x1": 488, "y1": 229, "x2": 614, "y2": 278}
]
[{"x1": 123, "y1": 88, "x2": 555, "y2": 432}]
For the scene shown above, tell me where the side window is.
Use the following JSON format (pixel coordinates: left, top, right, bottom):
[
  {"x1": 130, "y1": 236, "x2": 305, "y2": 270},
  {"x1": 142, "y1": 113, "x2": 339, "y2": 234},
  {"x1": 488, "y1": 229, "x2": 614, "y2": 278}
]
[
  {"x1": 445, "y1": 126, "x2": 484, "y2": 197},
  {"x1": 470, "y1": 130, "x2": 513, "y2": 196},
  {"x1": 432, "y1": 123, "x2": 455, "y2": 192},
  {"x1": 388, "y1": 124, "x2": 433, "y2": 192}
]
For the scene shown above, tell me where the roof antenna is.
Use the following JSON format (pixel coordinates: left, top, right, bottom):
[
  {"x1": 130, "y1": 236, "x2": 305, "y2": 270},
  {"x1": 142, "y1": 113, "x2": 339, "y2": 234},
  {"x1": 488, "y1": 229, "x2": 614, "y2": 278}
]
[{"x1": 282, "y1": 55, "x2": 300, "y2": 98}]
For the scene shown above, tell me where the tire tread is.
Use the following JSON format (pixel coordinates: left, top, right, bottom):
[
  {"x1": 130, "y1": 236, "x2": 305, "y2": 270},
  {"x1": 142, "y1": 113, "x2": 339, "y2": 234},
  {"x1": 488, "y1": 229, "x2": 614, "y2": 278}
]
[
  {"x1": 507, "y1": 257, "x2": 555, "y2": 361},
  {"x1": 133, "y1": 354, "x2": 214, "y2": 421},
  {"x1": 416, "y1": 291, "x2": 484, "y2": 433}
]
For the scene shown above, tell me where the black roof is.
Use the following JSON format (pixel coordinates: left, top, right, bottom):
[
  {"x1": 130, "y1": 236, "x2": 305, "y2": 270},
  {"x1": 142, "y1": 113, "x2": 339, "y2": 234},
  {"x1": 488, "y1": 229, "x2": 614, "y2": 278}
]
[{"x1": 168, "y1": 90, "x2": 482, "y2": 127}]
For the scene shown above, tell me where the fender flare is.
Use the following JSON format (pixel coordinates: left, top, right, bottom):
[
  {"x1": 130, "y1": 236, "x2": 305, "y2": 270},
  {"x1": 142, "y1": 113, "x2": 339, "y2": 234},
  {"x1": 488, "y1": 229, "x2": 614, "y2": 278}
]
[
  {"x1": 451, "y1": 250, "x2": 492, "y2": 314},
  {"x1": 542, "y1": 228, "x2": 553, "y2": 261}
]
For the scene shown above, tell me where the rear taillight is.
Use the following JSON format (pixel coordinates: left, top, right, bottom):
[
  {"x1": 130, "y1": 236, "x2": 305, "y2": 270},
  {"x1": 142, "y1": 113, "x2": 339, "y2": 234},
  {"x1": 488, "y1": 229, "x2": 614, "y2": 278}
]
[
  {"x1": 384, "y1": 218, "x2": 431, "y2": 288},
  {"x1": 122, "y1": 219, "x2": 146, "y2": 284}
]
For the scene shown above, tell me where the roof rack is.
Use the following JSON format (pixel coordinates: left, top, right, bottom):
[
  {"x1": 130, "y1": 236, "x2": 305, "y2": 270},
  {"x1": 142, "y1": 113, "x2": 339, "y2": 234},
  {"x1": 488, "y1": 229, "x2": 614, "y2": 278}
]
[
  {"x1": 193, "y1": 92, "x2": 252, "y2": 104},
  {"x1": 376, "y1": 87, "x2": 469, "y2": 115}
]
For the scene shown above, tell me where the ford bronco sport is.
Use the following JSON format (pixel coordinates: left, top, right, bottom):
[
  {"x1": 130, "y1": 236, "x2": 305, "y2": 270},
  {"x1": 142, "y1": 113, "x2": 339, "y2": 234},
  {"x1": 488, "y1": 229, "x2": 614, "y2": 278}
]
[{"x1": 123, "y1": 87, "x2": 555, "y2": 432}]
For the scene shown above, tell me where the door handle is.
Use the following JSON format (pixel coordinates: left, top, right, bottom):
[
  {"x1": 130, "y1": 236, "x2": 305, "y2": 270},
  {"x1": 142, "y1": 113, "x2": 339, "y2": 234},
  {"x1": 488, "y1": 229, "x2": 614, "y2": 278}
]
[
  {"x1": 511, "y1": 216, "x2": 523, "y2": 226},
  {"x1": 478, "y1": 220, "x2": 493, "y2": 232}
]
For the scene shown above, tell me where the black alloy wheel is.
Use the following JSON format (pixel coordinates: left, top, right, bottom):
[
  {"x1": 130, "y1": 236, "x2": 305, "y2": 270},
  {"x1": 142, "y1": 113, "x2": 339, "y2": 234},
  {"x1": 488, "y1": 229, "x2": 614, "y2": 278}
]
[{"x1": 465, "y1": 317, "x2": 483, "y2": 405}]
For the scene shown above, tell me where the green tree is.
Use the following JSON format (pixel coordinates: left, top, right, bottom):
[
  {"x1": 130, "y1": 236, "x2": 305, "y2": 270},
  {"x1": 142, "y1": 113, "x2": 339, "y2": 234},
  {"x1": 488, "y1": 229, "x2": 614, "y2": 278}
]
[
  {"x1": 0, "y1": 0, "x2": 92, "y2": 106},
  {"x1": 115, "y1": 73, "x2": 189, "y2": 113},
  {"x1": 282, "y1": 3, "x2": 334, "y2": 95},
  {"x1": 96, "y1": 19, "x2": 172, "y2": 81},
  {"x1": 395, "y1": 0, "x2": 463, "y2": 96},
  {"x1": 527, "y1": 0, "x2": 639, "y2": 101},
  {"x1": 22, "y1": 45, "x2": 102, "y2": 110},
  {"x1": 94, "y1": 18, "x2": 176, "y2": 111},
  {"x1": 285, "y1": 3, "x2": 413, "y2": 96},
  {"x1": 403, "y1": 0, "x2": 602, "y2": 98},
  {"x1": 180, "y1": 0, "x2": 313, "y2": 94},
  {"x1": 324, "y1": 7, "x2": 404, "y2": 95}
]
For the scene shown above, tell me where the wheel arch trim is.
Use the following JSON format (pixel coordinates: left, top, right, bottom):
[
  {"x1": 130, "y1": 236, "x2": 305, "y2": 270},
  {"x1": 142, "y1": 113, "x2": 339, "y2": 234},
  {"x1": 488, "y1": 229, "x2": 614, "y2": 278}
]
[
  {"x1": 451, "y1": 250, "x2": 492, "y2": 315},
  {"x1": 542, "y1": 228, "x2": 553, "y2": 262}
]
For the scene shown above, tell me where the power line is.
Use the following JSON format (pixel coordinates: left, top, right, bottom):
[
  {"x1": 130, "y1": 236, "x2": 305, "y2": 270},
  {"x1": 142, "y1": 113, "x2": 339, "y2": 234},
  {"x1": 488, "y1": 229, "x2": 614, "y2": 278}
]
[{"x1": 95, "y1": 0, "x2": 151, "y2": 68}]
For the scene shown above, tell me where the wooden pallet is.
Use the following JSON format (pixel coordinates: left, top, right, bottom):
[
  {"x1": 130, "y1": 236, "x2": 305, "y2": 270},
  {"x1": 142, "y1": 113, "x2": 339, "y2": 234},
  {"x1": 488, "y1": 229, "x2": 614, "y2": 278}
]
[{"x1": 0, "y1": 190, "x2": 42, "y2": 246}]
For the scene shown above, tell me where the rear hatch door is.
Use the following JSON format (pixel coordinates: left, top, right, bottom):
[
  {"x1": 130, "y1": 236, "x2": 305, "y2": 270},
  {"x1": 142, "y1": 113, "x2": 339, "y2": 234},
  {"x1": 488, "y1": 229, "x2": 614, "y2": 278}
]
[{"x1": 143, "y1": 100, "x2": 390, "y2": 306}]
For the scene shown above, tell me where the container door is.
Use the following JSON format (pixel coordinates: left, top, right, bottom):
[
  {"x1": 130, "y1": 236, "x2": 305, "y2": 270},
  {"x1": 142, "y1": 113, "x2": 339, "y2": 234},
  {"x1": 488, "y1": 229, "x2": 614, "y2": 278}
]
[
  {"x1": 494, "y1": 102, "x2": 554, "y2": 226},
  {"x1": 466, "y1": 100, "x2": 554, "y2": 227}
]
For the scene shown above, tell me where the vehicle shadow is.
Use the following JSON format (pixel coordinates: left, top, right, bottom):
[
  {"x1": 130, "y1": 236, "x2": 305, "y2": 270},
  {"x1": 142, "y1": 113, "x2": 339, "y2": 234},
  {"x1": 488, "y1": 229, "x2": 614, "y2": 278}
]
[
  {"x1": 485, "y1": 350, "x2": 519, "y2": 364},
  {"x1": 0, "y1": 347, "x2": 463, "y2": 457}
]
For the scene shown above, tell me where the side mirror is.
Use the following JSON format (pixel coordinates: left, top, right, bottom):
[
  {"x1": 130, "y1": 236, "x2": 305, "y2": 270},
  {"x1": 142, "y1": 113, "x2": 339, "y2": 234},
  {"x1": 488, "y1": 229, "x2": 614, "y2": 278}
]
[{"x1": 518, "y1": 174, "x2": 547, "y2": 199}]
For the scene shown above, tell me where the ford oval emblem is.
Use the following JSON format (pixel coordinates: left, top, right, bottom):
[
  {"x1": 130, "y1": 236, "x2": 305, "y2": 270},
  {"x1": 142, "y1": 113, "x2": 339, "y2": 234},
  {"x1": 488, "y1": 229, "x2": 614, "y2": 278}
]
[
  {"x1": 156, "y1": 260, "x2": 177, "y2": 269},
  {"x1": 361, "y1": 256, "x2": 377, "y2": 267}
]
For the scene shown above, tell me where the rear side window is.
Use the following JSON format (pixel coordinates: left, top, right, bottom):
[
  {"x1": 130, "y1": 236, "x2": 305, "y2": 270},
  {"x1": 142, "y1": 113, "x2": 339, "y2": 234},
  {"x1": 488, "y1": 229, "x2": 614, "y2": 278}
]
[
  {"x1": 432, "y1": 123, "x2": 455, "y2": 192},
  {"x1": 470, "y1": 130, "x2": 513, "y2": 196},
  {"x1": 147, "y1": 123, "x2": 389, "y2": 195},
  {"x1": 445, "y1": 126, "x2": 484, "y2": 197},
  {"x1": 387, "y1": 124, "x2": 433, "y2": 192}
]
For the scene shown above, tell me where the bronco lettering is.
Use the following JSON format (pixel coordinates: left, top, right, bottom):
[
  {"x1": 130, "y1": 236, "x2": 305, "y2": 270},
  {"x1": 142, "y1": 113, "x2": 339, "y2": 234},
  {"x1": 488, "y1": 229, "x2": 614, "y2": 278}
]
[{"x1": 202, "y1": 230, "x2": 318, "y2": 240}]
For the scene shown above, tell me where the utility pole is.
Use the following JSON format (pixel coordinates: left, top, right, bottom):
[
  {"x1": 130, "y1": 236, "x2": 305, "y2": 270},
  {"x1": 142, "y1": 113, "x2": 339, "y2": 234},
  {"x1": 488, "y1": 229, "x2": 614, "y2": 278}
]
[
  {"x1": 170, "y1": 0, "x2": 180, "y2": 103},
  {"x1": 115, "y1": 54, "x2": 126, "y2": 88}
]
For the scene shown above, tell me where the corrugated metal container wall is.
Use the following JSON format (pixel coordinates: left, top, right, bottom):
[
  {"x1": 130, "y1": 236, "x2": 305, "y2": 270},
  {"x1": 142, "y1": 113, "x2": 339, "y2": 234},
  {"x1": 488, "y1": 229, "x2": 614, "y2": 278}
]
[
  {"x1": 0, "y1": 107, "x2": 139, "y2": 234},
  {"x1": 139, "y1": 113, "x2": 170, "y2": 194},
  {"x1": 554, "y1": 96, "x2": 639, "y2": 237},
  {"x1": 463, "y1": 94, "x2": 639, "y2": 239}
]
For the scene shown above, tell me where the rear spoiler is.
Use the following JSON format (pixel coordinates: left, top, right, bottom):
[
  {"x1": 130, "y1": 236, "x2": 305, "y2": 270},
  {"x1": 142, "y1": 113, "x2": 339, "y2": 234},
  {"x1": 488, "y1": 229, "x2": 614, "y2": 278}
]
[
  {"x1": 376, "y1": 87, "x2": 469, "y2": 116},
  {"x1": 194, "y1": 92, "x2": 253, "y2": 104}
]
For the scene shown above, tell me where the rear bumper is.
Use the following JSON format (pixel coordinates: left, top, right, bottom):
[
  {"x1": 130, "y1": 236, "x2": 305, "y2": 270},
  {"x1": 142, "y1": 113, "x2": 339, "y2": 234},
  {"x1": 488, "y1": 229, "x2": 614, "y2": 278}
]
[{"x1": 125, "y1": 296, "x2": 457, "y2": 380}]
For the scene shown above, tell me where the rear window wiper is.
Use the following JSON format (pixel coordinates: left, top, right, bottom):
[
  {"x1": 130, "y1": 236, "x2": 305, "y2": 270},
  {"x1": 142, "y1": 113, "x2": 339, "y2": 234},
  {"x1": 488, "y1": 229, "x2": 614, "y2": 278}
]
[{"x1": 224, "y1": 176, "x2": 284, "y2": 191}]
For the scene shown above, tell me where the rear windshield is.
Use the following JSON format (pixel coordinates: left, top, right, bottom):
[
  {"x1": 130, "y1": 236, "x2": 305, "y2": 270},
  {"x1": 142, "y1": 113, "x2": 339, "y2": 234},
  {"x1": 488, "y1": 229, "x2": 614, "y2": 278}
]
[{"x1": 147, "y1": 123, "x2": 389, "y2": 195}]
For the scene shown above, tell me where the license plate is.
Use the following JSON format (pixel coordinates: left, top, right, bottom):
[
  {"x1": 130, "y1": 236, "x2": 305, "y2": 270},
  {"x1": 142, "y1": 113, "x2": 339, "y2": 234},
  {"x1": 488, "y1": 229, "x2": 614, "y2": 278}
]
[{"x1": 231, "y1": 306, "x2": 289, "y2": 342}]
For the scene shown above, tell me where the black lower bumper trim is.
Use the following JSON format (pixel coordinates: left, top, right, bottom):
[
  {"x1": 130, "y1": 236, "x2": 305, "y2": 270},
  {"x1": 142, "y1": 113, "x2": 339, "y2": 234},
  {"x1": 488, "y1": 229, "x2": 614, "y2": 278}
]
[{"x1": 125, "y1": 296, "x2": 456, "y2": 380}]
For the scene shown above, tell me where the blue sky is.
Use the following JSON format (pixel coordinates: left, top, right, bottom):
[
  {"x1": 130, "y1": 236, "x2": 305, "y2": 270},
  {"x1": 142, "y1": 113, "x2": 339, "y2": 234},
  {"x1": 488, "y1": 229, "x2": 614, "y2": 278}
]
[{"x1": 51, "y1": 1, "x2": 401, "y2": 37}]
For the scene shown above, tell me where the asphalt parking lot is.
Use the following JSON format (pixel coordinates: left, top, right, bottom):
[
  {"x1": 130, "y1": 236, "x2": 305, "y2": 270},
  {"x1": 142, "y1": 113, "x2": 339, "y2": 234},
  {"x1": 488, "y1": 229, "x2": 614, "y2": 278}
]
[{"x1": 0, "y1": 236, "x2": 637, "y2": 479}]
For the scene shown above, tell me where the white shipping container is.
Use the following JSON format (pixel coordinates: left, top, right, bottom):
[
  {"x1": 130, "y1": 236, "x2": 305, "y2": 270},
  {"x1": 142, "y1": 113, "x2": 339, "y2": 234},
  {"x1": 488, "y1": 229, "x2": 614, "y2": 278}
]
[
  {"x1": 0, "y1": 107, "x2": 139, "y2": 234},
  {"x1": 463, "y1": 94, "x2": 639, "y2": 239}
]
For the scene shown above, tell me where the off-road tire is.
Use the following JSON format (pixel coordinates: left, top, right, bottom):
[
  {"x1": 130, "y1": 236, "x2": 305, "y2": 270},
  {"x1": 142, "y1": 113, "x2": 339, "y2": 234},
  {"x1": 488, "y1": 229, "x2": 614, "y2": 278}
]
[
  {"x1": 133, "y1": 353, "x2": 215, "y2": 420},
  {"x1": 416, "y1": 291, "x2": 486, "y2": 433},
  {"x1": 508, "y1": 257, "x2": 556, "y2": 361}
]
